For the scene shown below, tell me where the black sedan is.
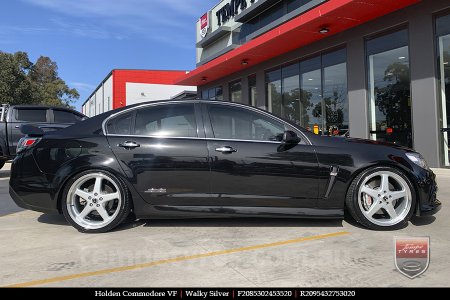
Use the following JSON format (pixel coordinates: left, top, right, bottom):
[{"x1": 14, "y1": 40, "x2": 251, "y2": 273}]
[{"x1": 9, "y1": 100, "x2": 441, "y2": 233}]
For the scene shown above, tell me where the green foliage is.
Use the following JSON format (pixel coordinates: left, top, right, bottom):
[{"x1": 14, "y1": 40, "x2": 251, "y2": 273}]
[{"x1": 0, "y1": 51, "x2": 79, "y2": 107}]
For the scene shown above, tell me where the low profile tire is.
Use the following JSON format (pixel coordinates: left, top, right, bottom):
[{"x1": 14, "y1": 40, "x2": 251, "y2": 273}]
[
  {"x1": 346, "y1": 166, "x2": 416, "y2": 230},
  {"x1": 61, "y1": 170, "x2": 131, "y2": 233}
]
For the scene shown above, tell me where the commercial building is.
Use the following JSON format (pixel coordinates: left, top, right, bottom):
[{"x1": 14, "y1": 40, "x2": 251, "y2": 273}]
[
  {"x1": 170, "y1": 0, "x2": 450, "y2": 168},
  {"x1": 81, "y1": 70, "x2": 196, "y2": 117}
]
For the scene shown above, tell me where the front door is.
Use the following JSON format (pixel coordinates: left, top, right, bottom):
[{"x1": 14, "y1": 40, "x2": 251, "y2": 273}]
[
  {"x1": 204, "y1": 103, "x2": 320, "y2": 208},
  {"x1": 106, "y1": 103, "x2": 211, "y2": 205}
]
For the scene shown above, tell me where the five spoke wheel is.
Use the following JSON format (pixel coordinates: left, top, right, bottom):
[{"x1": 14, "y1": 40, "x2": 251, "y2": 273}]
[
  {"x1": 347, "y1": 167, "x2": 415, "y2": 230},
  {"x1": 63, "y1": 172, "x2": 129, "y2": 232}
]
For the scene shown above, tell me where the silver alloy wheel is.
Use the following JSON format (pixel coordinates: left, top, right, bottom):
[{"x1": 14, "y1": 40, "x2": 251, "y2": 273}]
[
  {"x1": 358, "y1": 171, "x2": 412, "y2": 227},
  {"x1": 66, "y1": 173, "x2": 122, "y2": 230}
]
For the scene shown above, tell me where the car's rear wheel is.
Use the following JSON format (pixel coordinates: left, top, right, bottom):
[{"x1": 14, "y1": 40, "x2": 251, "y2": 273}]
[
  {"x1": 346, "y1": 166, "x2": 416, "y2": 230},
  {"x1": 61, "y1": 170, "x2": 131, "y2": 233}
]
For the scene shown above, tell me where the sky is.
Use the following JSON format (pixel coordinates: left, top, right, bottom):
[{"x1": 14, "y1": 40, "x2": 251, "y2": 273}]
[{"x1": 0, "y1": 0, "x2": 217, "y2": 110}]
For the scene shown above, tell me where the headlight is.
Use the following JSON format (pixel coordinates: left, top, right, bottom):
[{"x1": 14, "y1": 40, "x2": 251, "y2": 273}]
[{"x1": 406, "y1": 152, "x2": 429, "y2": 170}]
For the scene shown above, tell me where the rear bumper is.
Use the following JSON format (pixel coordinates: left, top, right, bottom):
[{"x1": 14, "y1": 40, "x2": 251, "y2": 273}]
[
  {"x1": 9, "y1": 185, "x2": 59, "y2": 214},
  {"x1": 9, "y1": 150, "x2": 60, "y2": 215}
]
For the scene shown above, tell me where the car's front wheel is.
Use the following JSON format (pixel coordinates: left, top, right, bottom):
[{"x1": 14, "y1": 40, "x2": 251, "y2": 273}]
[
  {"x1": 61, "y1": 170, "x2": 131, "y2": 233},
  {"x1": 346, "y1": 166, "x2": 416, "y2": 230}
]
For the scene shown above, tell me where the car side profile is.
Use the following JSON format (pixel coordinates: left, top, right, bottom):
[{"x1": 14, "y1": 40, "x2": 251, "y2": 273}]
[{"x1": 9, "y1": 100, "x2": 441, "y2": 233}]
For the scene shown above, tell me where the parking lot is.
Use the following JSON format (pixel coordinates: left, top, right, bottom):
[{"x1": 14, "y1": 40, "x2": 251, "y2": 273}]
[{"x1": 0, "y1": 162, "x2": 449, "y2": 287}]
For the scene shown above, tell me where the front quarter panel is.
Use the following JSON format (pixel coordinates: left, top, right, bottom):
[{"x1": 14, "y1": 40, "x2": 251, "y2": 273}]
[{"x1": 311, "y1": 137, "x2": 420, "y2": 209}]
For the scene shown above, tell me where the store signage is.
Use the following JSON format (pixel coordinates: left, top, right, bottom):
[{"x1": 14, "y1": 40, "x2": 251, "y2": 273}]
[
  {"x1": 216, "y1": 0, "x2": 255, "y2": 26},
  {"x1": 200, "y1": 13, "x2": 209, "y2": 38}
]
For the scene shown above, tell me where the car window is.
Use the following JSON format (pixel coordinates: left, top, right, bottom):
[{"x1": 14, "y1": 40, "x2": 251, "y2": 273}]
[
  {"x1": 135, "y1": 104, "x2": 197, "y2": 137},
  {"x1": 107, "y1": 112, "x2": 133, "y2": 135},
  {"x1": 208, "y1": 105, "x2": 285, "y2": 141},
  {"x1": 53, "y1": 110, "x2": 82, "y2": 123},
  {"x1": 16, "y1": 108, "x2": 47, "y2": 122}
]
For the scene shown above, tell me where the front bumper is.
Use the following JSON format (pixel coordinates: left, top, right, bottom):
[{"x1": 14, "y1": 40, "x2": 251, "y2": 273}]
[
  {"x1": 416, "y1": 169, "x2": 441, "y2": 216},
  {"x1": 420, "y1": 198, "x2": 442, "y2": 216}
]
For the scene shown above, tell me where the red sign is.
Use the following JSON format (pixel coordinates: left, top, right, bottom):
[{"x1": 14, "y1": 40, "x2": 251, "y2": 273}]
[
  {"x1": 395, "y1": 237, "x2": 430, "y2": 278},
  {"x1": 200, "y1": 13, "x2": 209, "y2": 38}
]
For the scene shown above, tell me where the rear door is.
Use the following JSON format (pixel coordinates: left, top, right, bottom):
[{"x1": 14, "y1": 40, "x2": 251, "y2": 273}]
[
  {"x1": 106, "y1": 102, "x2": 212, "y2": 206},
  {"x1": 8, "y1": 107, "x2": 49, "y2": 155}
]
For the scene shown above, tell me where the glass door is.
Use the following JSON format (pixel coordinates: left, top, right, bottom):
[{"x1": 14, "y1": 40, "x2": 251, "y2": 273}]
[
  {"x1": 367, "y1": 29, "x2": 413, "y2": 148},
  {"x1": 438, "y1": 34, "x2": 450, "y2": 166}
]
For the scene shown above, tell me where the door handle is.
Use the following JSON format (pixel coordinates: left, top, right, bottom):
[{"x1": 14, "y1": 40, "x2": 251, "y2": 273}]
[
  {"x1": 118, "y1": 141, "x2": 140, "y2": 149},
  {"x1": 441, "y1": 128, "x2": 450, "y2": 133},
  {"x1": 215, "y1": 146, "x2": 237, "y2": 154},
  {"x1": 15, "y1": 126, "x2": 20, "y2": 129}
]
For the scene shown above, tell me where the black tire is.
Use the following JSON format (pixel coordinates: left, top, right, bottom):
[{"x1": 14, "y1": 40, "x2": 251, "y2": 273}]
[
  {"x1": 61, "y1": 170, "x2": 131, "y2": 233},
  {"x1": 0, "y1": 160, "x2": 5, "y2": 170},
  {"x1": 345, "y1": 166, "x2": 416, "y2": 231}
]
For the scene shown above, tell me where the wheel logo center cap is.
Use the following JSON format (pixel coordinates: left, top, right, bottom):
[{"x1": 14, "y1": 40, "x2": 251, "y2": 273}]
[
  {"x1": 383, "y1": 196, "x2": 389, "y2": 201},
  {"x1": 92, "y1": 199, "x2": 97, "y2": 203}
]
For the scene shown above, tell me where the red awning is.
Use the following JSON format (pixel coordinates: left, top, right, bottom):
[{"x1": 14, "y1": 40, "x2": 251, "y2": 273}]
[{"x1": 174, "y1": 0, "x2": 420, "y2": 86}]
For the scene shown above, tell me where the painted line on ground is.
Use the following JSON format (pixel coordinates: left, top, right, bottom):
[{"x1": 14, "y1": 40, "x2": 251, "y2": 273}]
[{"x1": 6, "y1": 231, "x2": 350, "y2": 287}]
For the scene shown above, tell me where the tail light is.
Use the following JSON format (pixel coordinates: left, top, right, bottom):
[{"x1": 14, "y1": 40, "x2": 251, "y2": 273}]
[{"x1": 17, "y1": 137, "x2": 41, "y2": 154}]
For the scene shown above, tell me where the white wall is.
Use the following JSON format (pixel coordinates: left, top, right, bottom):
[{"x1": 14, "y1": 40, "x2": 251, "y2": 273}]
[
  {"x1": 103, "y1": 76, "x2": 113, "y2": 113},
  {"x1": 81, "y1": 74, "x2": 113, "y2": 117},
  {"x1": 125, "y1": 83, "x2": 196, "y2": 106}
]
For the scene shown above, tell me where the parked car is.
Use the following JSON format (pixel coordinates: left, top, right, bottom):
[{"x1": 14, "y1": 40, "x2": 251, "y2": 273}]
[
  {"x1": 0, "y1": 104, "x2": 87, "y2": 169},
  {"x1": 9, "y1": 100, "x2": 441, "y2": 233}
]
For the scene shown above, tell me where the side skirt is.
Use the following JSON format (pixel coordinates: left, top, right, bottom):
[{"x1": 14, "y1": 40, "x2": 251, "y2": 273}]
[{"x1": 135, "y1": 205, "x2": 344, "y2": 219}]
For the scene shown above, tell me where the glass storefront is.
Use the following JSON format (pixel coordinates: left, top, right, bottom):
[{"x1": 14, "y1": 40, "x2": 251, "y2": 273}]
[
  {"x1": 201, "y1": 86, "x2": 223, "y2": 100},
  {"x1": 248, "y1": 75, "x2": 257, "y2": 106},
  {"x1": 265, "y1": 48, "x2": 348, "y2": 135},
  {"x1": 437, "y1": 13, "x2": 450, "y2": 166},
  {"x1": 367, "y1": 29, "x2": 412, "y2": 148},
  {"x1": 266, "y1": 69, "x2": 282, "y2": 116},
  {"x1": 229, "y1": 80, "x2": 243, "y2": 103}
]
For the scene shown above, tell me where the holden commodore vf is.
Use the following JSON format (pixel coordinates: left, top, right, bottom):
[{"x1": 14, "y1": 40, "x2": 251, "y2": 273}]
[{"x1": 9, "y1": 100, "x2": 441, "y2": 233}]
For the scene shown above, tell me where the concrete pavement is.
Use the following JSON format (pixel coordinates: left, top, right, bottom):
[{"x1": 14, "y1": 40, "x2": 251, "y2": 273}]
[{"x1": 0, "y1": 166, "x2": 448, "y2": 287}]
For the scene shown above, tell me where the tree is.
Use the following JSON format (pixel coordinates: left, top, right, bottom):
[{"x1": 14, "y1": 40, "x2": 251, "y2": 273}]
[
  {"x1": 0, "y1": 51, "x2": 79, "y2": 107},
  {"x1": 0, "y1": 51, "x2": 34, "y2": 105},
  {"x1": 29, "y1": 56, "x2": 79, "y2": 107}
]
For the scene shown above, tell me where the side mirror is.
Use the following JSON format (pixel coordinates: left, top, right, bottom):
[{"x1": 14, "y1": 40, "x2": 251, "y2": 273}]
[{"x1": 282, "y1": 130, "x2": 301, "y2": 144}]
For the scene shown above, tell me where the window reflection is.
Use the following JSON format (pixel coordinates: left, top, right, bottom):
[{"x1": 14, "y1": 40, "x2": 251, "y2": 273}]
[
  {"x1": 248, "y1": 75, "x2": 257, "y2": 106},
  {"x1": 229, "y1": 80, "x2": 243, "y2": 103},
  {"x1": 201, "y1": 86, "x2": 223, "y2": 100},
  {"x1": 437, "y1": 14, "x2": 450, "y2": 166},
  {"x1": 367, "y1": 29, "x2": 412, "y2": 148},
  {"x1": 265, "y1": 48, "x2": 348, "y2": 136}
]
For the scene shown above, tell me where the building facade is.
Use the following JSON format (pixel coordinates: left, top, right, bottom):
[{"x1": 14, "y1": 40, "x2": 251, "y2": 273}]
[
  {"x1": 82, "y1": 70, "x2": 196, "y2": 117},
  {"x1": 173, "y1": 0, "x2": 450, "y2": 168}
]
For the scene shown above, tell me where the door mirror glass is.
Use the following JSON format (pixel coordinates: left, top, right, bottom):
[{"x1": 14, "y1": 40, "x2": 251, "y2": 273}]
[{"x1": 282, "y1": 130, "x2": 301, "y2": 144}]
